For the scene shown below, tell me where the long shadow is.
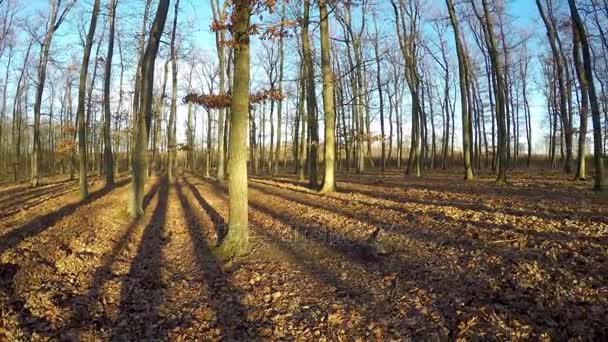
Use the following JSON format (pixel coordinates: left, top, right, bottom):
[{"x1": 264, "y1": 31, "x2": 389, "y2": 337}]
[
  {"x1": 188, "y1": 175, "x2": 407, "y2": 333},
  {"x1": 244, "y1": 195, "x2": 558, "y2": 338},
  {"x1": 0, "y1": 178, "x2": 130, "y2": 255},
  {"x1": 345, "y1": 185, "x2": 608, "y2": 225},
  {"x1": 197, "y1": 176, "x2": 607, "y2": 337},
  {"x1": 255, "y1": 180, "x2": 606, "y2": 243},
  {"x1": 176, "y1": 179, "x2": 258, "y2": 339},
  {"x1": 111, "y1": 177, "x2": 169, "y2": 340},
  {"x1": 66, "y1": 179, "x2": 162, "y2": 331},
  {"x1": 182, "y1": 176, "x2": 227, "y2": 241},
  {"x1": 248, "y1": 182, "x2": 608, "y2": 280},
  {"x1": 0, "y1": 187, "x2": 78, "y2": 219},
  {"x1": 0, "y1": 182, "x2": 73, "y2": 207},
  {"x1": 336, "y1": 175, "x2": 607, "y2": 221},
  {"x1": 0, "y1": 177, "x2": 138, "y2": 339},
  {"x1": 0, "y1": 178, "x2": 73, "y2": 199},
  {"x1": 254, "y1": 172, "x2": 604, "y2": 225}
]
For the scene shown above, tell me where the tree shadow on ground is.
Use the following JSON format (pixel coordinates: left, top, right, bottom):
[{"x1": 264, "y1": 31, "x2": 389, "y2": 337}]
[
  {"x1": 232, "y1": 176, "x2": 606, "y2": 338},
  {"x1": 0, "y1": 178, "x2": 73, "y2": 198},
  {"x1": 182, "y1": 176, "x2": 227, "y2": 242},
  {"x1": 0, "y1": 181, "x2": 72, "y2": 207},
  {"x1": 111, "y1": 177, "x2": 169, "y2": 340},
  {"x1": 0, "y1": 178, "x2": 133, "y2": 339},
  {"x1": 187, "y1": 175, "x2": 412, "y2": 335},
  {"x1": 66, "y1": 179, "x2": 162, "y2": 333},
  {"x1": 176, "y1": 178, "x2": 258, "y2": 339},
  {"x1": 0, "y1": 178, "x2": 130, "y2": 255},
  {"x1": 248, "y1": 181, "x2": 608, "y2": 290},
  {"x1": 267, "y1": 171, "x2": 604, "y2": 221}
]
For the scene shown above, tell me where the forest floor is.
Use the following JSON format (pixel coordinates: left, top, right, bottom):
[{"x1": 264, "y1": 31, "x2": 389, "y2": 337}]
[{"x1": 0, "y1": 168, "x2": 607, "y2": 340}]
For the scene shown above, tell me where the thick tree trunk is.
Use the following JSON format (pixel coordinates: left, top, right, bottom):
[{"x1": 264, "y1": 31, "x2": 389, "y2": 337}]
[
  {"x1": 215, "y1": 0, "x2": 251, "y2": 257},
  {"x1": 319, "y1": 0, "x2": 336, "y2": 194}
]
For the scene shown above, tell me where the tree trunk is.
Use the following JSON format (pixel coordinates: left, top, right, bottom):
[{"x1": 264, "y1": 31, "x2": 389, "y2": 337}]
[
  {"x1": 273, "y1": 3, "x2": 286, "y2": 176},
  {"x1": 130, "y1": 0, "x2": 170, "y2": 217},
  {"x1": 103, "y1": 0, "x2": 118, "y2": 187},
  {"x1": 568, "y1": 0, "x2": 606, "y2": 190},
  {"x1": 167, "y1": 0, "x2": 180, "y2": 183},
  {"x1": 77, "y1": 0, "x2": 101, "y2": 199},
  {"x1": 474, "y1": 0, "x2": 508, "y2": 184},
  {"x1": 302, "y1": 0, "x2": 318, "y2": 187},
  {"x1": 319, "y1": 0, "x2": 336, "y2": 193},
  {"x1": 447, "y1": 0, "x2": 474, "y2": 180},
  {"x1": 215, "y1": 0, "x2": 251, "y2": 257}
]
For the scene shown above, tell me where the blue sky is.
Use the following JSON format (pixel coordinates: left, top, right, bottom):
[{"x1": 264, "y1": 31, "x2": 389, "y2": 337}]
[{"x1": 7, "y1": 0, "x2": 557, "y2": 154}]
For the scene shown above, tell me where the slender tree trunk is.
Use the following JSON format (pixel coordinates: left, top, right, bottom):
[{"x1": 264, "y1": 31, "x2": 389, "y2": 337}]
[
  {"x1": 32, "y1": 2, "x2": 63, "y2": 187},
  {"x1": 167, "y1": 0, "x2": 180, "y2": 183},
  {"x1": 298, "y1": 74, "x2": 307, "y2": 180},
  {"x1": 536, "y1": 0, "x2": 574, "y2": 173},
  {"x1": 302, "y1": 0, "x2": 318, "y2": 187},
  {"x1": 130, "y1": 0, "x2": 169, "y2": 217},
  {"x1": 77, "y1": 0, "x2": 101, "y2": 199},
  {"x1": 447, "y1": 0, "x2": 474, "y2": 180},
  {"x1": 273, "y1": 3, "x2": 286, "y2": 176},
  {"x1": 103, "y1": 0, "x2": 118, "y2": 186},
  {"x1": 568, "y1": 0, "x2": 605, "y2": 190},
  {"x1": 474, "y1": 0, "x2": 508, "y2": 184}
]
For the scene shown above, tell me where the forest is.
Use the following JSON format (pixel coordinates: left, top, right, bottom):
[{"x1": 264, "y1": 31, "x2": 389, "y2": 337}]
[{"x1": 0, "y1": 0, "x2": 607, "y2": 339}]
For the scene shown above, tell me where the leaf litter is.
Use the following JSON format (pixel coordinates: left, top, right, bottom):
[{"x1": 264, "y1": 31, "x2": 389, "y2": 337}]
[{"x1": 0, "y1": 169, "x2": 606, "y2": 340}]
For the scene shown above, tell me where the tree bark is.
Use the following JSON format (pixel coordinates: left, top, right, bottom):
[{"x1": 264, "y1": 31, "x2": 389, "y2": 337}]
[
  {"x1": 130, "y1": 0, "x2": 170, "y2": 217},
  {"x1": 319, "y1": 0, "x2": 336, "y2": 193},
  {"x1": 103, "y1": 0, "x2": 118, "y2": 186},
  {"x1": 447, "y1": 0, "x2": 474, "y2": 180},
  {"x1": 215, "y1": 0, "x2": 251, "y2": 257},
  {"x1": 302, "y1": 0, "x2": 318, "y2": 187},
  {"x1": 77, "y1": 0, "x2": 101, "y2": 199},
  {"x1": 568, "y1": 0, "x2": 606, "y2": 190}
]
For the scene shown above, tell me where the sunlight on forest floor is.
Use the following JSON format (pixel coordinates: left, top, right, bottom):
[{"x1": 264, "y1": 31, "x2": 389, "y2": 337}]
[{"x1": 0, "y1": 169, "x2": 607, "y2": 340}]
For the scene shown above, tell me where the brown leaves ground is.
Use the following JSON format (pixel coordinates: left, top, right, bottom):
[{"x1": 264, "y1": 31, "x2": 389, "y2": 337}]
[{"x1": 0, "y1": 169, "x2": 606, "y2": 340}]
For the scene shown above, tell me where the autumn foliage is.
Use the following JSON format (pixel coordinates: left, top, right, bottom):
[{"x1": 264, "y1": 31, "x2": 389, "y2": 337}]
[{"x1": 183, "y1": 88, "x2": 285, "y2": 109}]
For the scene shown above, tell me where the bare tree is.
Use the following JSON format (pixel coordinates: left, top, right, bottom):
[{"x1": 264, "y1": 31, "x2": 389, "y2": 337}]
[{"x1": 31, "y1": 0, "x2": 75, "y2": 187}]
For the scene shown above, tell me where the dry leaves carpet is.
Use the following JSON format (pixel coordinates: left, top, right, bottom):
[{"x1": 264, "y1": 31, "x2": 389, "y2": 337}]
[{"x1": 0, "y1": 169, "x2": 606, "y2": 340}]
